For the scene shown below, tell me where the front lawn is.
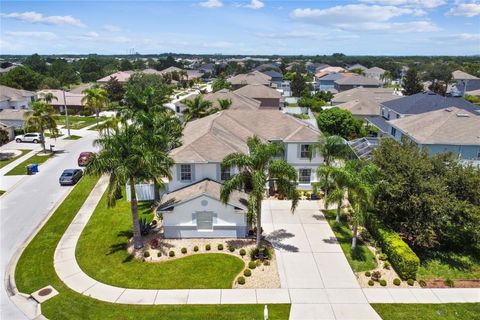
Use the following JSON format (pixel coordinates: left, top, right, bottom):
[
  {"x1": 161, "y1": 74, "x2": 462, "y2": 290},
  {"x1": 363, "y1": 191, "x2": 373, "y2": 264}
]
[
  {"x1": 76, "y1": 191, "x2": 245, "y2": 289},
  {"x1": 416, "y1": 250, "x2": 480, "y2": 281},
  {"x1": 55, "y1": 115, "x2": 105, "y2": 129},
  {"x1": 15, "y1": 175, "x2": 290, "y2": 319},
  {"x1": 372, "y1": 303, "x2": 480, "y2": 320},
  {"x1": 63, "y1": 135, "x2": 82, "y2": 140},
  {"x1": 323, "y1": 210, "x2": 377, "y2": 272},
  {"x1": 5, "y1": 153, "x2": 53, "y2": 176},
  {"x1": 0, "y1": 150, "x2": 31, "y2": 169}
]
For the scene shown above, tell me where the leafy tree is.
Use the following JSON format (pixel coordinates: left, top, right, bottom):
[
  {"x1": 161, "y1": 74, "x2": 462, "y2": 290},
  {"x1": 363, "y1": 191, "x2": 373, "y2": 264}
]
[
  {"x1": 212, "y1": 74, "x2": 232, "y2": 92},
  {"x1": 24, "y1": 101, "x2": 57, "y2": 153},
  {"x1": 0, "y1": 128, "x2": 9, "y2": 145},
  {"x1": 104, "y1": 76, "x2": 125, "y2": 103},
  {"x1": 183, "y1": 96, "x2": 212, "y2": 122},
  {"x1": 132, "y1": 59, "x2": 146, "y2": 70},
  {"x1": 402, "y1": 68, "x2": 423, "y2": 96},
  {"x1": 350, "y1": 68, "x2": 365, "y2": 76},
  {"x1": 24, "y1": 54, "x2": 48, "y2": 74},
  {"x1": 313, "y1": 134, "x2": 350, "y2": 166},
  {"x1": 119, "y1": 59, "x2": 133, "y2": 71},
  {"x1": 316, "y1": 108, "x2": 366, "y2": 139},
  {"x1": 124, "y1": 73, "x2": 172, "y2": 108},
  {"x1": 220, "y1": 136, "x2": 298, "y2": 247},
  {"x1": 49, "y1": 59, "x2": 80, "y2": 87},
  {"x1": 39, "y1": 76, "x2": 61, "y2": 89},
  {"x1": 291, "y1": 72, "x2": 307, "y2": 97},
  {"x1": 0, "y1": 66, "x2": 43, "y2": 90}
]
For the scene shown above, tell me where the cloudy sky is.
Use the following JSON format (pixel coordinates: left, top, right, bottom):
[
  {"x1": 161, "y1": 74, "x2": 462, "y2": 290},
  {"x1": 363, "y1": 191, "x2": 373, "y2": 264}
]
[{"x1": 1, "y1": 0, "x2": 479, "y2": 55}]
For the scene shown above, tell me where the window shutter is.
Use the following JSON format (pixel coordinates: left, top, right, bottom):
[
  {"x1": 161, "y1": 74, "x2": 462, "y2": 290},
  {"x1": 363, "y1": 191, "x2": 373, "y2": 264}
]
[
  {"x1": 192, "y1": 212, "x2": 196, "y2": 223},
  {"x1": 297, "y1": 144, "x2": 301, "y2": 158},
  {"x1": 191, "y1": 164, "x2": 195, "y2": 181},
  {"x1": 213, "y1": 213, "x2": 218, "y2": 224},
  {"x1": 177, "y1": 164, "x2": 181, "y2": 181},
  {"x1": 216, "y1": 164, "x2": 221, "y2": 181}
]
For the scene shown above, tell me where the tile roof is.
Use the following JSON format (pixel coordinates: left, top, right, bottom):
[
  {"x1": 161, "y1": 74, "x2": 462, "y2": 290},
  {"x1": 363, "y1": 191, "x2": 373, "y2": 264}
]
[
  {"x1": 233, "y1": 84, "x2": 282, "y2": 99},
  {"x1": 382, "y1": 91, "x2": 478, "y2": 115},
  {"x1": 228, "y1": 71, "x2": 271, "y2": 86},
  {"x1": 97, "y1": 71, "x2": 133, "y2": 83},
  {"x1": 158, "y1": 178, "x2": 248, "y2": 211},
  {"x1": 157, "y1": 66, "x2": 183, "y2": 75},
  {"x1": 0, "y1": 109, "x2": 27, "y2": 121},
  {"x1": 202, "y1": 90, "x2": 261, "y2": 110},
  {"x1": 37, "y1": 90, "x2": 85, "y2": 107},
  {"x1": 389, "y1": 107, "x2": 480, "y2": 145},
  {"x1": 332, "y1": 87, "x2": 401, "y2": 116},
  {"x1": 170, "y1": 109, "x2": 320, "y2": 163},
  {"x1": 0, "y1": 85, "x2": 35, "y2": 102}
]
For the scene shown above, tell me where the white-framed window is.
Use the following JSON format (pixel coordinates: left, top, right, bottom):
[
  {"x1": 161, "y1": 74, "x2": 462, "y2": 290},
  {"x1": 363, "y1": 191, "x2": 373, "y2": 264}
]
[
  {"x1": 221, "y1": 167, "x2": 231, "y2": 181},
  {"x1": 180, "y1": 164, "x2": 192, "y2": 182},
  {"x1": 300, "y1": 144, "x2": 312, "y2": 158},
  {"x1": 298, "y1": 169, "x2": 311, "y2": 184},
  {"x1": 390, "y1": 127, "x2": 397, "y2": 137},
  {"x1": 196, "y1": 211, "x2": 213, "y2": 231}
]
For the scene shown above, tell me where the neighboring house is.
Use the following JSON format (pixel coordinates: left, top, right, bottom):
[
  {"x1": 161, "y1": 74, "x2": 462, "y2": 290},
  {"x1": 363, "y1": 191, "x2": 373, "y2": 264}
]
[
  {"x1": 334, "y1": 75, "x2": 382, "y2": 92},
  {"x1": 261, "y1": 70, "x2": 283, "y2": 87},
  {"x1": 233, "y1": 84, "x2": 283, "y2": 109},
  {"x1": 314, "y1": 66, "x2": 346, "y2": 80},
  {"x1": 97, "y1": 71, "x2": 133, "y2": 84},
  {"x1": 0, "y1": 64, "x2": 19, "y2": 75},
  {"x1": 387, "y1": 107, "x2": 480, "y2": 163},
  {"x1": 198, "y1": 63, "x2": 216, "y2": 75},
  {"x1": 37, "y1": 89, "x2": 86, "y2": 114},
  {"x1": 451, "y1": 70, "x2": 480, "y2": 97},
  {"x1": 331, "y1": 87, "x2": 401, "y2": 119},
  {"x1": 228, "y1": 71, "x2": 272, "y2": 89},
  {"x1": 365, "y1": 67, "x2": 386, "y2": 81},
  {"x1": 186, "y1": 69, "x2": 203, "y2": 80},
  {"x1": 202, "y1": 89, "x2": 261, "y2": 111},
  {"x1": 157, "y1": 66, "x2": 183, "y2": 76},
  {"x1": 157, "y1": 178, "x2": 248, "y2": 238},
  {"x1": 254, "y1": 63, "x2": 281, "y2": 72},
  {"x1": 0, "y1": 121, "x2": 15, "y2": 141},
  {"x1": 0, "y1": 85, "x2": 36, "y2": 110},
  {"x1": 306, "y1": 62, "x2": 329, "y2": 74},
  {"x1": 0, "y1": 109, "x2": 27, "y2": 129},
  {"x1": 316, "y1": 73, "x2": 346, "y2": 92}
]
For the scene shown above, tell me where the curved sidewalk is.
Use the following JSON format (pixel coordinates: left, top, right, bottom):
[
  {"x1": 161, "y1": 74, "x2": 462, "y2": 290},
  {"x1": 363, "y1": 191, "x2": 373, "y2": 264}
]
[{"x1": 53, "y1": 177, "x2": 479, "y2": 320}]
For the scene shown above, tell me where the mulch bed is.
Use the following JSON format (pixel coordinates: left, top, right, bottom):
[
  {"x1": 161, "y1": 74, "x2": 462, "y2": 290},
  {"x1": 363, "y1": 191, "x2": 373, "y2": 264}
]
[{"x1": 425, "y1": 279, "x2": 480, "y2": 288}]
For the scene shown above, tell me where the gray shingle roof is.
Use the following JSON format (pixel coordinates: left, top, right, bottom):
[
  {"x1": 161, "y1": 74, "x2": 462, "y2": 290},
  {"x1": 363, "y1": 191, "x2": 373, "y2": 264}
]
[
  {"x1": 261, "y1": 70, "x2": 283, "y2": 79},
  {"x1": 452, "y1": 70, "x2": 479, "y2": 81},
  {"x1": 382, "y1": 92, "x2": 479, "y2": 115},
  {"x1": 318, "y1": 73, "x2": 345, "y2": 81},
  {"x1": 228, "y1": 71, "x2": 271, "y2": 86},
  {"x1": 332, "y1": 87, "x2": 401, "y2": 116},
  {"x1": 233, "y1": 84, "x2": 281, "y2": 99},
  {"x1": 202, "y1": 90, "x2": 261, "y2": 110},
  {"x1": 0, "y1": 85, "x2": 35, "y2": 102},
  {"x1": 334, "y1": 75, "x2": 382, "y2": 86}
]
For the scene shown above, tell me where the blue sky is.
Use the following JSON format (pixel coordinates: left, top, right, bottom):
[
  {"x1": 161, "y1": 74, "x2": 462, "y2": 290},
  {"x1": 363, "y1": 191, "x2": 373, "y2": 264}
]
[{"x1": 1, "y1": 0, "x2": 479, "y2": 55}]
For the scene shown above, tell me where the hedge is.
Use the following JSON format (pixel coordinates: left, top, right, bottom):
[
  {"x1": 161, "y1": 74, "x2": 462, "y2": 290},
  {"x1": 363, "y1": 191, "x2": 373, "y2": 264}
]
[{"x1": 366, "y1": 214, "x2": 420, "y2": 280}]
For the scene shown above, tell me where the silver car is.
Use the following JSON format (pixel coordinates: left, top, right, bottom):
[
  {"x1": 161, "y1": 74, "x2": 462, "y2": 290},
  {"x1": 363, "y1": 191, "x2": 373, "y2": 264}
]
[{"x1": 15, "y1": 133, "x2": 44, "y2": 144}]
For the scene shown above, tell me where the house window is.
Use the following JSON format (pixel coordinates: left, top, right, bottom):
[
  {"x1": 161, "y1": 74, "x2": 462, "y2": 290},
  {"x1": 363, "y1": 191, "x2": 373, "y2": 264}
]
[
  {"x1": 180, "y1": 164, "x2": 192, "y2": 182},
  {"x1": 390, "y1": 127, "x2": 397, "y2": 136},
  {"x1": 196, "y1": 212, "x2": 213, "y2": 231},
  {"x1": 298, "y1": 169, "x2": 311, "y2": 184},
  {"x1": 221, "y1": 167, "x2": 231, "y2": 181},
  {"x1": 300, "y1": 144, "x2": 312, "y2": 158}
]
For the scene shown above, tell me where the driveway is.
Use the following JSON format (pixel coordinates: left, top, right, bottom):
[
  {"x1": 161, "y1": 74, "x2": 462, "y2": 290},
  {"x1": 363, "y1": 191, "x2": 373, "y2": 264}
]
[{"x1": 262, "y1": 200, "x2": 381, "y2": 320}]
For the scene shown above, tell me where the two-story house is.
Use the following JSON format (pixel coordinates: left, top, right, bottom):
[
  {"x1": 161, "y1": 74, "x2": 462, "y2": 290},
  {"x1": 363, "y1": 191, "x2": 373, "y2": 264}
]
[{"x1": 0, "y1": 85, "x2": 36, "y2": 110}]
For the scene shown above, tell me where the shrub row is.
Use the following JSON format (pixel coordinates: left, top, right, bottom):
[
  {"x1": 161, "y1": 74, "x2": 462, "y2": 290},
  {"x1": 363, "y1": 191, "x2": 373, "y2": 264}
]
[{"x1": 366, "y1": 215, "x2": 420, "y2": 280}]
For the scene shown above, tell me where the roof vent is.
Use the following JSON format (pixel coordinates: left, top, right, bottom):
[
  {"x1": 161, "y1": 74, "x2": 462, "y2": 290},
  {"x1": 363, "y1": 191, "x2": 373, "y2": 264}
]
[
  {"x1": 445, "y1": 108, "x2": 452, "y2": 112},
  {"x1": 456, "y1": 113, "x2": 470, "y2": 117}
]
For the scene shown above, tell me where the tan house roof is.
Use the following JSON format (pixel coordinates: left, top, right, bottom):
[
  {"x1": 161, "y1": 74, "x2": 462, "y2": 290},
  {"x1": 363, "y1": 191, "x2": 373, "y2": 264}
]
[
  {"x1": 97, "y1": 71, "x2": 133, "y2": 83},
  {"x1": 332, "y1": 87, "x2": 401, "y2": 116},
  {"x1": 335, "y1": 75, "x2": 382, "y2": 86},
  {"x1": 389, "y1": 107, "x2": 480, "y2": 145},
  {"x1": 158, "y1": 66, "x2": 183, "y2": 75},
  {"x1": 171, "y1": 109, "x2": 320, "y2": 163},
  {"x1": 37, "y1": 90, "x2": 85, "y2": 107},
  {"x1": 452, "y1": 70, "x2": 479, "y2": 81},
  {"x1": 158, "y1": 179, "x2": 248, "y2": 211},
  {"x1": 0, "y1": 85, "x2": 35, "y2": 102},
  {"x1": 228, "y1": 71, "x2": 271, "y2": 86},
  {"x1": 202, "y1": 90, "x2": 261, "y2": 110},
  {"x1": 0, "y1": 109, "x2": 27, "y2": 121},
  {"x1": 233, "y1": 84, "x2": 282, "y2": 99}
]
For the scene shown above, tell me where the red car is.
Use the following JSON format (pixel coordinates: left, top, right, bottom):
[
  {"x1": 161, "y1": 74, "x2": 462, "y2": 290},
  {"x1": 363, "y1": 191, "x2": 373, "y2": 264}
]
[{"x1": 77, "y1": 152, "x2": 93, "y2": 167}]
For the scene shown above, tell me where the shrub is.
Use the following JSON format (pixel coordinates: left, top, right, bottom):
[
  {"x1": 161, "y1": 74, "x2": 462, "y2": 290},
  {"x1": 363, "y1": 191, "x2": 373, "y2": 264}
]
[
  {"x1": 419, "y1": 279, "x2": 427, "y2": 288},
  {"x1": 445, "y1": 278, "x2": 454, "y2": 288},
  {"x1": 228, "y1": 245, "x2": 235, "y2": 252},
  {"x1": 193, "y1": 246, "x2": 199, "y2": 252},
  {"x1": 249, "y1": 246, "x2": 271, "y2": 261},
  {"x1": 393, "y1": 278, "x2": 401, "y2": 286},
  {"x1": 263, "y1": 260, "x2": 270, "y2": 266},
  {"x1": 407, "y1": 279, "x2": 415, "y2": 286},
  {"x1": 366, "y1": 215, "x2": 420, "y2": 280},
  {"x1": 380, "y1": 280, "x2": 387, "y2": 286},
  {"x1": 217, "y1": 244, "x2": 224, "y2": 251},
  {"x1": 371, "y1": 271, "x2": 382, "y2": 281},
  {"x1": 256, "y1": 260, "x2": 262, "y2": 267},
  {"x1": 239, "y1": 248, "x2": 246, "y2": 256},
  {"x1": 169, "y1": 250, "x2": 175, "y2": 257},
  {"x1": 368, "y1": 280, "x2": 374, "y2": 286},
  {"x1": 150, "y1": 239, "x2": 159, "y2": 249},
  {"x1": 379, "y1": 253, "x2": 388, "y2": 261},
  {"x1": 365, "y1": 271, "x2": 371, "y2": 277},
  {"x1": 248, "y1": 261, "x2": 256, "y2": 269},
  {"x1": 157, "y1": 252, "x2": 161, "y2": 258},
  {"x1": 205, "y1": 244, "x2": 211, "y2": 251},
  {"x1": 383, "y1": 261, "x2": 391, "y2": 269},
  {"x1": 237, "y1": 276, "x2": 245, "y2": 285},
  {"x1": 143, "y1": 251, "x2": 150, "y2": 258},
  {"x1": 244, "y1": 269, "x2": 252, "y2": 277},
  {"x1": 181, "y1": 248, "x2": 187, "y2": 254}
]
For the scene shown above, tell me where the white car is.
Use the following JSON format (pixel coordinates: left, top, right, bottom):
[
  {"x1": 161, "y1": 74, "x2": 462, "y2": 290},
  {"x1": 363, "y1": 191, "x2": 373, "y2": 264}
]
[{"x1": 15, "y1": 133, "x2": 44, "y2": 143}]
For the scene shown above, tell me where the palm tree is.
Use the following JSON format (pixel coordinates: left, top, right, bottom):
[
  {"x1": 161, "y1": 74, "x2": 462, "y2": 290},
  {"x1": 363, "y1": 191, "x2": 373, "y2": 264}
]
[
  {"x1": 313, "y1": 135, "x2": 350, "y2": 166},
  {"x1": 24, "y1": 101, "x2": 57, "y2": 153},
  {"x1": 182, "y1": 96, "x2": 212, "y2": 122},
  {"x1": 218, "y1": 98, "x2": 232, "y2": 110},
  {"x1": 220, "y1": 136, "x2": 298, "y2": 247},
  {"x1": 40, "y1": 92, "x2": 58, "y2": 105},
  {"x1": 325, "y1": 166, "x2": 352, "y2": 223},
  {"x1": 82, "y1": 88, "x2": 108, "y2": 128},
  {"x1": 97, "y1": 116, "x2": 120, "y2": 136},
  {"x1": 85, "y1": 125, "x2": 173, "y2": 249},
  {"x1": 380, "y1": 70, "x2": 393, "y2": 84}
]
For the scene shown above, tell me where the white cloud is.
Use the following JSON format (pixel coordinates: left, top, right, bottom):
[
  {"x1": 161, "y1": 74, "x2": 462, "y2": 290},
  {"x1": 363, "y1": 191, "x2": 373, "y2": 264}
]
[
  {"x1": 435, "y1": 33, "x2": 480, "y2": 41},
  {"x1": 199, "y1": 0, "x2": 223, "y2": 8},
  {"x1": 245, "y1": 0, "x2": 264, "y2": 9},
  {"x1": 0, "y1": 11, "x2": 85, "y2": 27},
  {"x1": 5, "y1": 31, "x2": 57, "y2": 40},
  {"x1": 84, "y1": 31, "x2": 99, "y2": 38},
  {"x1": 360, "y1": 0, "x2": 446, "y2": 8},
  {"x1": 446, "y1": 1, "x2": 480, "y2": 17},
  {"x1": 256, "y1": 31, "x2": 327, "y2": 39},
  {"x1": 103, "y1": 24, "x2": 122, "y2": 32}
]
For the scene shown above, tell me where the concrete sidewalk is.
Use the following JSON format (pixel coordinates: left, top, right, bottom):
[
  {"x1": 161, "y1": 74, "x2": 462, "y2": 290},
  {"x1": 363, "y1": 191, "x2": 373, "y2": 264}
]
[{"x1": 52, "y1": 181, "x2": 480, "y2": 320}]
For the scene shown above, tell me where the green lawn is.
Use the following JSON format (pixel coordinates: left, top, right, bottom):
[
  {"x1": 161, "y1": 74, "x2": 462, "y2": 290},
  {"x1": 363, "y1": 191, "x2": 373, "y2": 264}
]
[
  {"x1": 76, "y1": 191, "x2": 245, "y2": 289},
  {"x1": 15, "y1": 176, "x2": 290, "y2": 319},
  {"x1": 416, "y1": 250, "x2": 480, "y2": 281},
  {"x1": 5, "y1": 153, "x2": 53, "y2": 176},
  {"x1": 63, "y1": 135, "x2": 82, "y2": 140},
  {"x1": 323, "y1": 210, "x2": 377, "y2": 272},
  {"x1": 372, "y1": 303, "x2": 480, "y2": 320},
  {"x1": 55, "y1": 115, "x2": 105, "y2": 129},
  {"x1": 44, "y1": 132, "x2": 63, "y2": 138},
  {"x1": 0, "y1": 150, "x2": 31, "y2": 169}
]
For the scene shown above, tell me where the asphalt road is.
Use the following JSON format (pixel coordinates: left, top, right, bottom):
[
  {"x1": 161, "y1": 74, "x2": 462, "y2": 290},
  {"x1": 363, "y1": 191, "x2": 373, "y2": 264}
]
[{"x1": 0, "y1": 132, "x2": 98, "y2": 319}]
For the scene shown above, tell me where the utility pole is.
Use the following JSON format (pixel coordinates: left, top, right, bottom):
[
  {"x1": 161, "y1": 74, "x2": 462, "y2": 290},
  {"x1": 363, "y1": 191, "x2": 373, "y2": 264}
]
[{"x1": 62, "y1": 89, "x2": 71, "y2": 137}]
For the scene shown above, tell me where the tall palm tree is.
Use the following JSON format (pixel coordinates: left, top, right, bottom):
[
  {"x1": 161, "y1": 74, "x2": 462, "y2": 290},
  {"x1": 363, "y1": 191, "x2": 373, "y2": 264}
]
[
  {"x1": 40, "y1": 92, "x2": 58, "y2": 105},
  {"x1": 220, "y1": 136, "x2": 298, "y2": 247},
  {"x1": 325, "y1": 166, "x2": 352, "y2": 223},
  {"x1": 217, "y1": 98, "x2": 232, "y2": 110},
  {"x1": 97, "y1": 116, "x2": 120, "y2": 136},
  {"x1": 313, "y1": 135, "x2": 350, "y2": 166},
  {"x1": 82, "y1": 87, "x2": 108, "y2": 128},
  {"x1": 182, "y1": 96, "x2": 212, "y2": 122},
  {"x1": 24, "y1": 101, "x2": 57, "y2": 153},
  {"x1": 85, "y1": 125, "x2": 173, "y2": 249}
]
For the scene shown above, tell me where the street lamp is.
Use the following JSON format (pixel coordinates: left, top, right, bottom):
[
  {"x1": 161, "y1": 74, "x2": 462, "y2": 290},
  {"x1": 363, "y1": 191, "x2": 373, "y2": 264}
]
[{"x1": 62, "y1": 89, "x2": 71, "y2": 137}]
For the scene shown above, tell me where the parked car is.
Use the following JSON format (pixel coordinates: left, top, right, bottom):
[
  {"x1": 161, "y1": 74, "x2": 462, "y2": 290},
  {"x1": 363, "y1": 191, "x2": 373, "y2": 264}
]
[
  {"x1": 77, "y1": 152, "x2": 94, "y2": 167},
  {"x1": 59, "y1": 169, "x2": 83, "y2": 186},
  {"x1": 15, "y1": 133, "x2": 44, "y2": 143}
]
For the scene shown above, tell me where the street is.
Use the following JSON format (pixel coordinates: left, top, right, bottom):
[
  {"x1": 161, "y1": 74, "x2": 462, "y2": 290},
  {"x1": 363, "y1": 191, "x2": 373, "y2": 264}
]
[{"x1": 0, "y1": 130, "x2": 98, "y2": 319}]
